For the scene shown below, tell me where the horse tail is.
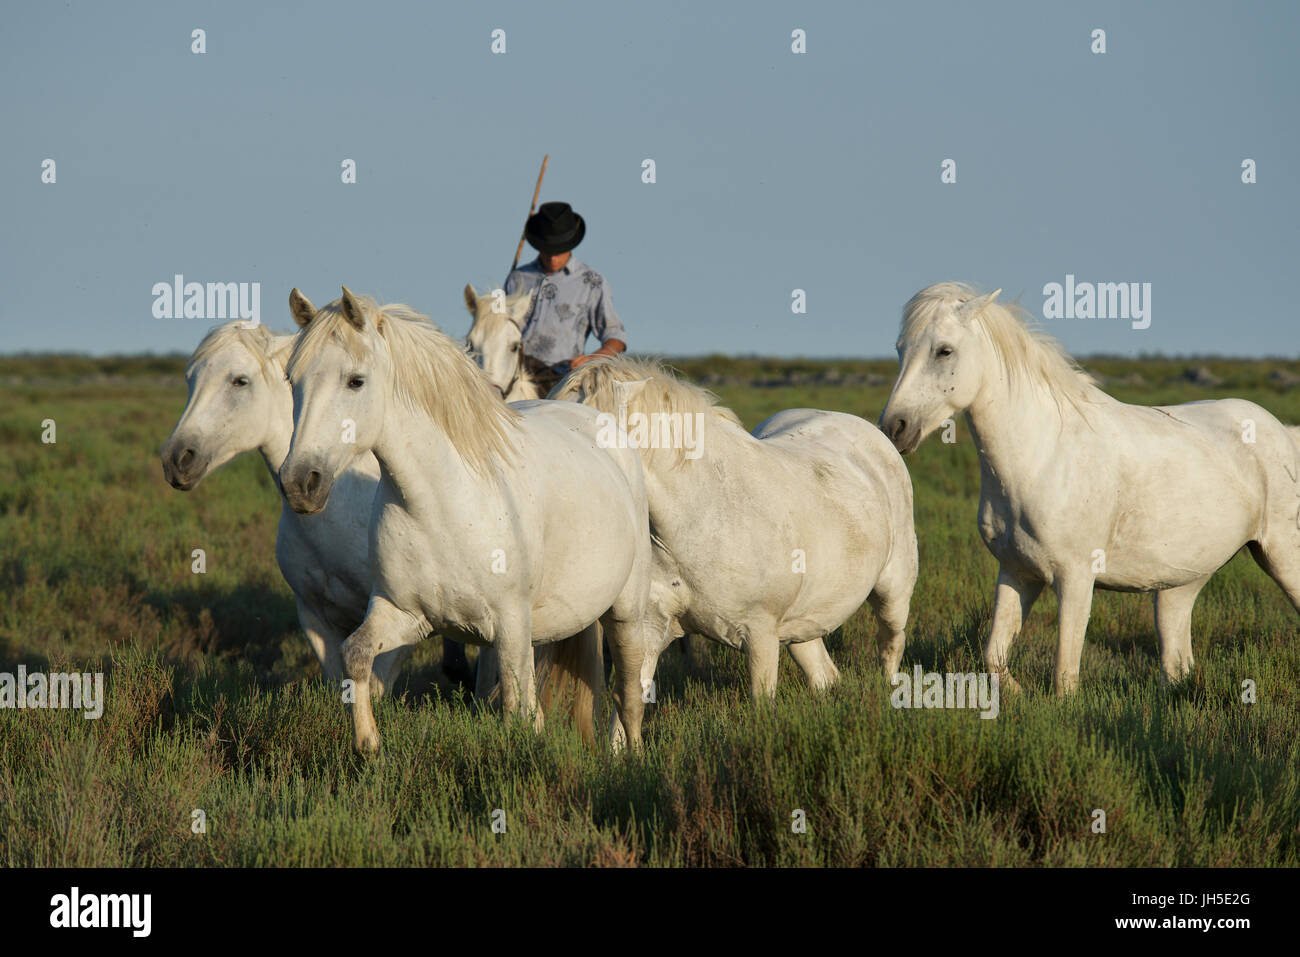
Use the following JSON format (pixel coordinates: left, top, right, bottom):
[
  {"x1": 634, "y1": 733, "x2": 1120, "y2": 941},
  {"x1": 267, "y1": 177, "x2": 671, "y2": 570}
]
[{"x1": 535, "y1": 621, "x2": 604, "y2": 746}]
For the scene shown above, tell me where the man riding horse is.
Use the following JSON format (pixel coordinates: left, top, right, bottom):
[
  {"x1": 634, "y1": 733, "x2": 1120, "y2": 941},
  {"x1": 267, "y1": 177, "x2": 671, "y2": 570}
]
[{"x1": 504, "y1": 201, "x2": 627, "y2": 394}]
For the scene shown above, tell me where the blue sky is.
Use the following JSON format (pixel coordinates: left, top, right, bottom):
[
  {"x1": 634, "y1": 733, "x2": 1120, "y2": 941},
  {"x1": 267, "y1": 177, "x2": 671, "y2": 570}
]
[{"x1": 1, "y1": 0, "x2": 1297, "y2": 358}]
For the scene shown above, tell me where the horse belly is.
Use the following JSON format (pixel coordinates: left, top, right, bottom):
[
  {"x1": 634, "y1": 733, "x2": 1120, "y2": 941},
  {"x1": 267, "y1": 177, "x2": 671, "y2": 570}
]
[
  {"x1": 781, "y1": 573, "x2": 876, "y2": 637},
  {"x1": 679, "y1": 535, "x2": 877, "y2": 644},
  {"x1": 1102, "y1": 432, "x2": 1259, "y2": 582},
  {"x1": 532, "y1": 505, "x2": 641, "y2": 640},
  {"x1": 1096, "y1": 501, "x2": 1254, "y2": 590}
]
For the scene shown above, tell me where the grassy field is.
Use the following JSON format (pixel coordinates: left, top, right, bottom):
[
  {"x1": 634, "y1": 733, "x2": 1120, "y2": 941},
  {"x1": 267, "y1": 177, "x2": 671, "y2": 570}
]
[{"x1": 1, "y1": 352, "x2": 1298, "y2": 866}]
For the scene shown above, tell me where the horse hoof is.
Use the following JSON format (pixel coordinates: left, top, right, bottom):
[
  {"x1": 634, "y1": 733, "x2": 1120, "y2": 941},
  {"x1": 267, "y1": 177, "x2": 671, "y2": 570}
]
[{"x1": 354, "y1": 731, "x2": 382, "y2": 756}]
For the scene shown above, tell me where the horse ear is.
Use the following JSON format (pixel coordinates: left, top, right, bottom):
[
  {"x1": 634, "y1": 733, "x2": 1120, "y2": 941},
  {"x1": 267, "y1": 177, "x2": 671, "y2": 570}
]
[
  {"x1": 958, "y1": 288, "x2": 1001, "y2": 320},
  {"x1": 612, "y1": 377, "x2": 651, "y2": 408},
  {"x1": 340, "y1": 286, "x2": 365, "y2": 330},
  {"x1": 463, "y1": 284, "x2": 478, "y2": 315},
  {"x1": 289, "y1": 288, "x2": 316, "y2": 328}
]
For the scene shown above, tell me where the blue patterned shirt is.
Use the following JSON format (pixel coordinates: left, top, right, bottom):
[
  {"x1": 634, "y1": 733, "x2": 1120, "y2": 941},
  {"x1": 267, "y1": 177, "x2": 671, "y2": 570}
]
[{"x1": 504, "y1": 256, "x2": 626, "y2": 368}]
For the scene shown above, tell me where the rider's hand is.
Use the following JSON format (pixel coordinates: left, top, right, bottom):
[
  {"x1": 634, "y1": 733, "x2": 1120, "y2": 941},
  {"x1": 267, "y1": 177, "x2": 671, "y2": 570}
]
[{"x1": 569, "y1": 353, "x2": 596, "y2": 369}]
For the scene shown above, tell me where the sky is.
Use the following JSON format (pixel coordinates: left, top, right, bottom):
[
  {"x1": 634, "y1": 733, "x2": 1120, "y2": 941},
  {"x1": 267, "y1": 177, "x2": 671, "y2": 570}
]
[{"x1": 1, "y1": 0, "x2": 1297, "y2": 358}]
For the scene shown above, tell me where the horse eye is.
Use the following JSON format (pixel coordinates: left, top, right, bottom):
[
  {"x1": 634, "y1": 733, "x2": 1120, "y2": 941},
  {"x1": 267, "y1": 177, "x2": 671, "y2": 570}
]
[
  {"x1": 512, "y1": 342, "x2": 521, "y2": 352},
  {"x1": 348, "y1": 376, "x2": 365, "y2": 390},
  {"x1": 936, "y1": 346, "x2": 954, "y2": 359},
  {"x1": 232, "y1": 375, "x2": 250, "y2": 387}
]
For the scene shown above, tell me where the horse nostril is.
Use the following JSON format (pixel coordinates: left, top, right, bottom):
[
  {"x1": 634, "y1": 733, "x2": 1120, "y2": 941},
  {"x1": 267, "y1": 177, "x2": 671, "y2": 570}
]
[
  {"x1": 305, "y1": 470, "x2": 321, "y2": 497},
  {"x1": 175, "y1": 448, "x2": 195, "y2": 472},
  {"x1": 889, "y1": 418, "x2": 907, "y2": 442}
]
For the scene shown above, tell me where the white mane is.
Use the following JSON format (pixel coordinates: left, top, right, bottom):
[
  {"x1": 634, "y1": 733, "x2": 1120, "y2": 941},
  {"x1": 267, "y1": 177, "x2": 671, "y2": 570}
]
[
  {"x1": 900, "y1": 282, "x2": 1099, "y2": 408},
  {"x1": 286, "y1": 294, "x2": 520, "y2": 477},
  {"x1": 550, "y1": 356, "x2": 743, "y2": 468},
  {"x1": 188, "y1": 321, "x2": 294, "y2": 382}
]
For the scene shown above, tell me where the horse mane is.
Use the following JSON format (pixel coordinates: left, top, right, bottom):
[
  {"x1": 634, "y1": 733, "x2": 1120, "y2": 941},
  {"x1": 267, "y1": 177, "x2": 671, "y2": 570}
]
[
  {"x1": 187, "y1": 321, "x2": 295, "y2": 384},
  {"x1": 286, "y1": 294, "x2": 520, "y2": 477},
  {"x1": 901, "y1": 282, "x2": 1099, "y2": 409},
  {"x1": 550, "y1": 356, "x2": 743, "y2": 468}
]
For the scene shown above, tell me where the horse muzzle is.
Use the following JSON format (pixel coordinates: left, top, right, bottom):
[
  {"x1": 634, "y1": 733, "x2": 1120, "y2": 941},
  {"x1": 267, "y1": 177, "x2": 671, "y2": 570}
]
[
  {"x1": 879, "y1": 413, "x2": 921, "y2": 456},
  {"x1": 161, "y1": 442, "x2": 206, "y2": 490},
  {"x1": 278, "y1": 462, "x2": 335, "y2": 514}
]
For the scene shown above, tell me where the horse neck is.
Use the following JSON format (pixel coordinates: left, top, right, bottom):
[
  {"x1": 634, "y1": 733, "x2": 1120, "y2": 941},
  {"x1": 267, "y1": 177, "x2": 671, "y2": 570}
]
[
  {"x1": 257, "y1": 423, "x2": 292, "y2": 480},
  {"x1": 371, "y1": 393, "x2": 495, "y2": 517},
  {"x1": 963, "y1": 360, "x2": 1081, "y2": 486}
]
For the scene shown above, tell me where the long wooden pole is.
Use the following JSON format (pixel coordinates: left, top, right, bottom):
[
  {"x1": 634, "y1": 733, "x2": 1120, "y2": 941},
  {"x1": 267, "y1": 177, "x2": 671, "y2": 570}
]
[{"x1": 508, "y1": 155, "x2": 549, "y2": 282}]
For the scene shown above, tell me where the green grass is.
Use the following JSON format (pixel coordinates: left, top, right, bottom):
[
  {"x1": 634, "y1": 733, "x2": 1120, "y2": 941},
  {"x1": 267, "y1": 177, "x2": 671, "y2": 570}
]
[{"x1": 1, "y1": 354, "x2": 1298, "y2": 866}]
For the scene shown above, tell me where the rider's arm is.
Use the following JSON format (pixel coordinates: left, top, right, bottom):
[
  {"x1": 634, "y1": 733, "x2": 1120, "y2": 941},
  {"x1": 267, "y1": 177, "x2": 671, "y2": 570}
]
[{"x1": 571, "y1": 276, "x2": 625, "y2": 366}]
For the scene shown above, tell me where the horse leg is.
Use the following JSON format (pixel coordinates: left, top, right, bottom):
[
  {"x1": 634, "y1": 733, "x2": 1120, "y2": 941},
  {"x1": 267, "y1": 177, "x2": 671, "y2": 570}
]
[
  {"x1": 607, "y1": 614, "x2": 675, "y2": 751},
  {"x1": 1248, "y1": 537, "x2": 1300, "y2": 616},
  {"x1": 602, "y1": 613, "x2": 648, "y2": 750},
  {"x1": 868, "y1": 589, "x2": 910, "y2": 677},
  {"x1": 608, "y1": 712, "x2": 627, "y2": 750},
  {"x1": 303, "y1": 599, "x2": 411, "y2": 700},
  {"x1": 786, "y1": 638, "x2": 839, "y2": 690},
  {"x1": 371, "y1": 644, "x2": 416, "y2": 699},
  {"x1": 296, "y1": 600, "x2": 344, "y2": 685},
  {"x1": 744, "y1": 628, "x2": 780, "y2": 702},
  {"x1": 1153, "y1": 576, "x2": 1209, "y2": 683},
  {"x1": 495, "y1": 623, "x2": 541, "y2": 732},
  {"x1": 341, "y1": 597, "x2": 421, "y2": 754},
  {"x1": 985, "y1": 567, "x2": 1043, "y2": 694},
  {"x1": 1052, "y1": 576, "x2": 1095, "y2": 696}
]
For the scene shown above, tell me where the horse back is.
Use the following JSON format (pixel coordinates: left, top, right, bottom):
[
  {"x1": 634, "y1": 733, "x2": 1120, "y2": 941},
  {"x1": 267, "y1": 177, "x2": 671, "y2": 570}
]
[
  {"x1": 753, "y1": 408, "x2": 914, "y2": 520},
  {"x1": 749, "y1": 408, "x2": 916, "y2": 576}
]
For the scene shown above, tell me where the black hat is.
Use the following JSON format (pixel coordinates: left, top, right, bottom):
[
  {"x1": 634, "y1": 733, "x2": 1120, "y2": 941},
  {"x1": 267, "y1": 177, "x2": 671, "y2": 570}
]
[{"x1": 525, "y1": 201, "x2": 586, "y2": 255}]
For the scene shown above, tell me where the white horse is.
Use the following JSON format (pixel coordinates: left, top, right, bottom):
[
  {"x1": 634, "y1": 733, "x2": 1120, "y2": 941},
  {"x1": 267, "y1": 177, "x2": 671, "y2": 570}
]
[
  {"x1": 160, "y1": 315, "x2": 413, "y2": 695},
  {"x1": 462, "y1": 283, "x2": 542, "y2": 700},
  {"x1": 279, "y1": 287, "x2": 654, "y2": 753},
  {"x1": 551, "y1": 358, "x2": 918, "y2": 714},
  {"x1": 464, "y1": 285, "x2": 543, "y2": 401},
  {"x1": 879, "y1": 282, "x2": 1300, "y2": 694}
]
